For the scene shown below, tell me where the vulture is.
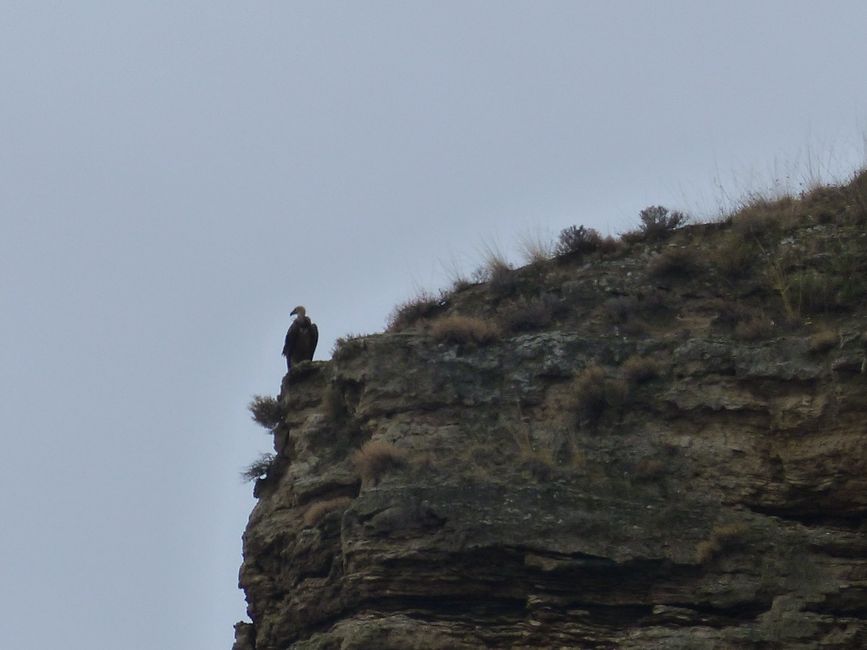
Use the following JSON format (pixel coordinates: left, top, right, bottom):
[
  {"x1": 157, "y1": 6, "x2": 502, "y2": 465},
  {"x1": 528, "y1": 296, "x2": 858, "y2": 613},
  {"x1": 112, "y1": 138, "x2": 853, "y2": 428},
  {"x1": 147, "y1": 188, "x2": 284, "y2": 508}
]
[{"x1": 282, "y1": 305, "x2": 319, "y2": 371}]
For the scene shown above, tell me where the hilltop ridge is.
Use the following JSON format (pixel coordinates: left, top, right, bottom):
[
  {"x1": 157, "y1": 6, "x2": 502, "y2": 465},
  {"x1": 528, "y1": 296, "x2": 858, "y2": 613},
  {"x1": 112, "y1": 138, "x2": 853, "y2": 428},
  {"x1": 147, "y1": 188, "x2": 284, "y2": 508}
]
[{"x1": 235, "y1": 171, "x2": 867, "y2": 649}]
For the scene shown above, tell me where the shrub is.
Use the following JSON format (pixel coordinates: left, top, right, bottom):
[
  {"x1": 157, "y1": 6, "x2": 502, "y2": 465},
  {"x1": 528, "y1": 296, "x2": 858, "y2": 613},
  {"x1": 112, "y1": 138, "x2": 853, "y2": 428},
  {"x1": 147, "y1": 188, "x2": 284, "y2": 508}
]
[
  {"x1": 497, "y1": 296, "x2": 556, "y2": 333},
  {"x1": 331, "y1": 333, "x2": 368, "y2": 361},
  {"x1": 430, "y1": 315, "x2": 501, "y2": 345},
  {"x1": 602, "y1": 296, "x2": 638, "y2": 324},
  {"x1": 555, "y1": 225, "x2": 603, "y2": 259},
  {"x1": 847, "y1": 167, "x2": 867, "y2": 223},
  {"x1": 729, "y1": 195, "x2": 799, "y2": 242},
  {"x1": 648, "y1": 247, "x2": 701, "y2": 278},
  {"x1": 248, "y1": 395, "x2": 283, "y2": 429},
  {"x1": 387, "y1": 291, "x2": 446, "y2": 331},
  {"x1": 621, "y1": 355, "x2": 660, "y2": 385},
  {"x1": 352, "y1": 440, "x2": 408, "y2": 486},
  {"x1": 240, "y1": 453, "x2": 276, "y2": 483},
  {"x1": 623, "y1": 206, "x2": 687, "y2": 243},
  {"x1": 709, "y1": 232, "x2": 759, "y2": 281},
  {"x1": 482, "y1": 247, "x2": 517, "y2": 297},
  {"x1": 573, "y1": 365, "x2": 627, "y2": 422},
  {"x1": 303, "y1": 496, "x2": 353, "y2": 527}
]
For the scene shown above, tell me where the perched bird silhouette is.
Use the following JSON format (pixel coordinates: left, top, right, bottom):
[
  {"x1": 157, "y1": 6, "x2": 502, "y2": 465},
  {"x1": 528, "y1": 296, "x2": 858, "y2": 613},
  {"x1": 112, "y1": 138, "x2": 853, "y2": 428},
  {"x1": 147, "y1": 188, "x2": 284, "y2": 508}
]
[{"x1": 282, "y1": 306, "x2": 318, "y2": 372}]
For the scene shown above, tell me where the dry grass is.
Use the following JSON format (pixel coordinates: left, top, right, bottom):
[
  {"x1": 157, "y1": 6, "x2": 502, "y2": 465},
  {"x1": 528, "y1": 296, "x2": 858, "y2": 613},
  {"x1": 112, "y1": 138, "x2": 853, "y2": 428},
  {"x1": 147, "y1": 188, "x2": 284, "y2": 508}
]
[
  {"x1": 621, "y1": 355, "x2": 661, "y2": 386},
  {"x1": 478, "y1": 243, "x2": 516, "y2": 296},
  {"x1": 497, "y1": 296, "x2": 556, "y2": 333},
  {"x1": 602, "y1": 296, "x2": 638, "y2": 325},
  {"x1": 728, "y1": 194, "x2": 802, "y2": 243},
  {"x1": 734, "y1": 314, "x2": 775, "y2": 341},
  {"x1": 303, "y1": 496, "x2": 353, "y2": 527},
  {"x1": 352, "y1": 440, "x2": 408, "y2": 486},
  {"x1": 647, "y1": 247, "x2": 701, "y2": 279},
  {"x1": 695, "y1": 523, "x2": 748, "y2": 563},
  {"x1": 847, "y1": 167, "x2": 867, "y2": 223},
  {"x1": 632, "y1": 458, "x2": 666, "y2": 481},
  {"x1": 430, "y1": 314, "x2": 501, "y2": 345},
  {"x1": 248, "y1": 395, "x2": 283, "y2": 429},
  {"x1": 708, "y1": 232, "x2": 759, "y2": 281},
  {"x1": 387, "y1": 290, "x2": 446, "y2": 332},
  {"x1": 808, "y1": 328, "x2": 839, "y2": 354},
  {"x1": 518, "y1": 230, "x2": 554, "y2": 266},
  {"x1": 573, "y1": 365, "x2": 628, "y2": 423}
]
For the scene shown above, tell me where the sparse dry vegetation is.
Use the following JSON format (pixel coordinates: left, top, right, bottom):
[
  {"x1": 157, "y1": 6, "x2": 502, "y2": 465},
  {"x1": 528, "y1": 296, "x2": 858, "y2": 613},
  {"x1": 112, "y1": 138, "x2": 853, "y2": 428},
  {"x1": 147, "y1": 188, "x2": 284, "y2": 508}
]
[
  {"x1": 303, "y1": 496, "x2": 353, "y2": 527},
  {"x1": 695, "y1": 522, "x2": 749, "y2": 563},
  {"x1": 430, "y1": 314, "x2": 501, "y2": 345},
  {"x1": 573, "y1": 365, "x2": 628, "y2": 423},
  {"x1": 734, "y1": 314, "x2": 775, "y2": 341},
  {"x1": 241, "y1": 452, "x2": 276, "y2": 483},
  {"x1": 497, "y1": 296, "x2": 556, "y2": 333},
  {"x1": 249, "y1": 395, "x2": 283, "y2": 429},
  {"x1": 518, "y1": 231, "x2": 554, "y2": 266},
  {"x1": 622, "y1": 206, "x2": 687, "y2": 243},
  {"x1": 352, "y1": 440, "x2": 408, "y2": 486},
  {"x1": 388, "y1": 291, "x2": 447, "y2": 332},
  {"x1": 555, "y1": 225, "x2": 603, "y2": 259},
  {"x1": 648, "y1": 247, "x2": 701, "y2": 278},
  {"x1": 621, "y1": 355, "x2": 661, "y2": 385},
  {"x1": 808, "y1": 328, "x2": 839, "y2": 353}
]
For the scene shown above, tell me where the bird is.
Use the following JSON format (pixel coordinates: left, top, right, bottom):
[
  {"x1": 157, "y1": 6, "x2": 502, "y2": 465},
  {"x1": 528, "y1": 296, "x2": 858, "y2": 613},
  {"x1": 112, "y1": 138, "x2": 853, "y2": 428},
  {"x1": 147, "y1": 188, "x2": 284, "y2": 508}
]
[{"x1": 282, "y1": 305, "x2": 318, "y2": 372}]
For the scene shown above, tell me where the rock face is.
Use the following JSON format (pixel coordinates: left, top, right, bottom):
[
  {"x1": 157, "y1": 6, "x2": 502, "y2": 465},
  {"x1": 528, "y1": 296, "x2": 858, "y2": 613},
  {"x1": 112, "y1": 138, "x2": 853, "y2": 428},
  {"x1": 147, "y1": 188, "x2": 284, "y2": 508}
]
[{"x1": 236, "y1": 187, "x2": 867, "y2": 649}]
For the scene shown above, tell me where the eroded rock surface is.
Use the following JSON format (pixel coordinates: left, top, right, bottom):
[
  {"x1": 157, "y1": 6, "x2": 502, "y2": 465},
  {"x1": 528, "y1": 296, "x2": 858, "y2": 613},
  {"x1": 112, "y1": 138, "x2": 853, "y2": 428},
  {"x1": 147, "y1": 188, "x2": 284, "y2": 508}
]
[{"x1": 236, "y1": 204, "x2": 867, "y2": 649}]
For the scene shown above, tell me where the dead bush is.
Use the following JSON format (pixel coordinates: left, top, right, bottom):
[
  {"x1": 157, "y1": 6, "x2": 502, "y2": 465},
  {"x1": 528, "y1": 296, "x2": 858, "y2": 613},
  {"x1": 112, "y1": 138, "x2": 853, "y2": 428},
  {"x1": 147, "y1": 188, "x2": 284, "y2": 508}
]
[
  {"x1": 248, "y1": 395, "x2": 283, "y2": 429},
  {"x1": 240, "y1": 453, "x2": 276, "y2": 483},
  {"x1": 303, "y1": 496, "x2": 353, "y2": 527},
  {"x1": 555, "y1": 225, "x2": 603, "y2": 259},
  {"x1": 623, "y1": 206, "x2": 687, "y2": 243},
  {"x1": 352, "y1": 440, "x2": 408, "y2": 486},
  {"x1": 431, "y1": 315, "x2": 501, "y2": 345}
]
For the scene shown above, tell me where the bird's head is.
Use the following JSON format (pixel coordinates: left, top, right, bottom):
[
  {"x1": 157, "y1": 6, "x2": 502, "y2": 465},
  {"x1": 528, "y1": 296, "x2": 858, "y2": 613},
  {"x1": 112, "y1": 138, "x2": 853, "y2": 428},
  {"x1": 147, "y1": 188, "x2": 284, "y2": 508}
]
[{"x1": 290, "y1": 305, "x2": 307, "y2": 319}]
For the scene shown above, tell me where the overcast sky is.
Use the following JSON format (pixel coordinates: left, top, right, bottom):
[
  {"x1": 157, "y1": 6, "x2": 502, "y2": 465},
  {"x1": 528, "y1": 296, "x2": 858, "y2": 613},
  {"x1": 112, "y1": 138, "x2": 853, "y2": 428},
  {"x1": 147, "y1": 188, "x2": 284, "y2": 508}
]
[{"x1": 2, "y1": 2, "x2": 866, "y2": 648}]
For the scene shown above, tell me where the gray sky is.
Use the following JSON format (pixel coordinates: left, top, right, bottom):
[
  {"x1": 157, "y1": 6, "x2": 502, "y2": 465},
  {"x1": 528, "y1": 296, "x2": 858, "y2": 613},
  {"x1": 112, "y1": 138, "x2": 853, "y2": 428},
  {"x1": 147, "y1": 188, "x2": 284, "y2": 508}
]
[{"x1": 2, "y1": 2, "x2": 866, "y2": 648}]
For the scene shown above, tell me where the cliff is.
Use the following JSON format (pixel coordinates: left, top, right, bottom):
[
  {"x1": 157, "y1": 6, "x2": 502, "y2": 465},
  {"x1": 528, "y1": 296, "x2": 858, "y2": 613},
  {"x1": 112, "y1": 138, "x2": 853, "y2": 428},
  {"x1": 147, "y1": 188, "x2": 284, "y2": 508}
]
[{"x1": 235, "y1": 174, "x2": 867, "y2": 649}]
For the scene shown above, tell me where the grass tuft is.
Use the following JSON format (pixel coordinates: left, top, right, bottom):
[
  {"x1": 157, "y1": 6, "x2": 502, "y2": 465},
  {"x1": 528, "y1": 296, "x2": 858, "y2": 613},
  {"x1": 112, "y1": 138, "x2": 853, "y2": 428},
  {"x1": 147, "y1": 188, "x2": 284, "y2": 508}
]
[
  {"x1": 352, "y1": 440, "x2": 408, "y2": 486},
  {"x1": 248, "y1": 395, "x2": 283, "y2": 429},
  {"x1": 430, "y1": 315, "x2": 501, "y2": 345},
  {"x1": 303, "y1": 496, "x2": 353, "y2": 527},
  {"x1": 387, "y1": 290, "x2": 447, "y2": 331},
  {"x1": 240, "y1": 453, "x2": 276, "y2": 483}
]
